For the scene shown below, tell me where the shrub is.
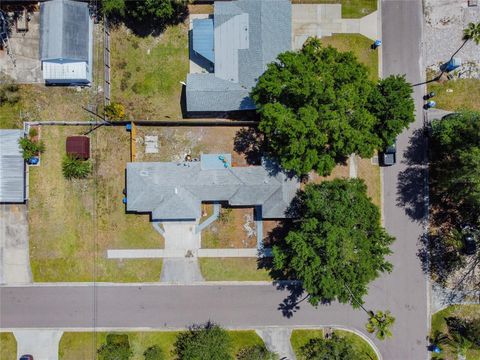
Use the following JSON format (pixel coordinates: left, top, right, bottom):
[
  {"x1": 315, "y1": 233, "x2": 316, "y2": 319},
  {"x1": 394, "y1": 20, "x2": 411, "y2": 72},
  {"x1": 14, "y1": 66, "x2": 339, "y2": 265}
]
[
  {"x1": 237, "y1": 345, "x2": 278, "y2": 360},
  {"x1": 104, "y1": 102, "x2": 126, "y2": 120},
  {"x1": 0, "y1": 74, "x2": 20, "y2": 105},
  {"x1": 28, "y1": 128, "x2": 38, "y2": 138},
  {"x1": 62, "y1": 155, "x2": 92, "y2": 179},
  {"x1": 300, "y1": 334, "x2": 357, "y2": 359},
  {"x1": 18, "y1": 137, "x2": 45, "y2": 160},
  {"x1": 144, "y1": 345, "x2": 165, "y2": 360},
  {"x1": 173, "y1": 321, "x2": 233, "y2": 360},
  {"x1": 97, "y1": 334, "x2": 133, "y2": 360}
]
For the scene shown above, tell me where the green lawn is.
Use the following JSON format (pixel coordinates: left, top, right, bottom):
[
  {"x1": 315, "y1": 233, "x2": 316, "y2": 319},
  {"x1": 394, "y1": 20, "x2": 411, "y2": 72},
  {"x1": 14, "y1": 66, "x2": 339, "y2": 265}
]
[
  {"x1": 0, "y1": 333, "x2": 17, "y2": 360},
  {"x1": 199, "y1": 258, "x2": 271, "y2": 281},
  {"x1": 29, "y1": 126, "x2": 163, "y2": 282},
  {"x1": 291, "y1": 329, "x2": 378, "y2": 360},
  {"x1": 292, "y1": 0, "x2": 377, "y2": 18},
  {"x1": 427, "y1": 79, "x2": 480, "y2": 112},
  {"x1": 59, "y1": 331, "x2": 264, "y2": 360},
  {"x1": 320, "y1": 34, "x2": 378, "y2": 81},
  {"x1": 431, "y1": 305, "x2": 480, "y2": 360},
  {"x1": 111, "y1": 22, "x2": 189, "y2": 120}
]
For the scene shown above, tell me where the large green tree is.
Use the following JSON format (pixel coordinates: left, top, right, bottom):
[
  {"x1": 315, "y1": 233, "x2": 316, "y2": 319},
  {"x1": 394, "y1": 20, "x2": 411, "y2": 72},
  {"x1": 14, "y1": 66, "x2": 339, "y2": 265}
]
[
  {"x1": 430, "y1": 111, "x2": 480, "y2": 225},
  {"x1": 102, "y1": 0, "x2": 187, "y2": 24},
  {"x1": 272, "y1": 179, "x2": 394, "y2": 307},
  {"x1": 299, "y1": 334, "x2": 357, "y2": 360},
  {"x1": 173, "y1": 322, "x2": 233, "y2": 360},
  {"x1": 368, "y1": 75, "x2": 415, "y2": 147},
  {"x1": 252, "y1": 37, "x2": 414, "y2": 176}
]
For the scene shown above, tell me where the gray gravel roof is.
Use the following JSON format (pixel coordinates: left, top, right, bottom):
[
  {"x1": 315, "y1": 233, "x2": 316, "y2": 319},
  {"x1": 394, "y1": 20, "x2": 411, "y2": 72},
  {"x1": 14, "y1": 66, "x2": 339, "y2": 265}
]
[
  {"x1": 186, "y1": 0, "x2": 291, "y2": 112},
  {"x1": 0, "y1": 130, "x2": 25, "y2": 203},
  {"x1": 40, "y1": 0, "x2": 90, "y2": 61},
  {"x1": 126, "y1": 156, "x2": 299, "y2": 220}
]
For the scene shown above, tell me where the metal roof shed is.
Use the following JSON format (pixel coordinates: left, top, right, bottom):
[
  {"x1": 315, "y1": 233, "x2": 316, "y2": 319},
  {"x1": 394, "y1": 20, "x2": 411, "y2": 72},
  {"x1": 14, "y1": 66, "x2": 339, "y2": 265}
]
[
  {"x1": 40, "y1": 0, "x2": 93, "y2": 84},
  {"x1": 66, "y1": 136, "x2": 90, "y2": 160},
  {"x1": 0, "y1": 130, "x2": 26, "y2": 203}
]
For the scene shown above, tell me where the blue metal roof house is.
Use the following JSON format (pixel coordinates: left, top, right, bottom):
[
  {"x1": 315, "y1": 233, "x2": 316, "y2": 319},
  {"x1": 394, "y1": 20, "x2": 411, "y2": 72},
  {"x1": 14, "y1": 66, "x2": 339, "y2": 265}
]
[
  {"x1": 186, "y1": 0, "x2": 292, "y2": 113},
  {"x1": 40, "y1": 0, "x2": 93, "y2": 85}
]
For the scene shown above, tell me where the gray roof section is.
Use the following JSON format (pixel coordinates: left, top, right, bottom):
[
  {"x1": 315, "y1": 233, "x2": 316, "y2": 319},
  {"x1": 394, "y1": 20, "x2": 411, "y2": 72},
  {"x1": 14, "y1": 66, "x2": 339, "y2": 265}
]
[
  {"x1": 126, "y1": 157, "x2": 299, "y2": 220},
  {"x1": 186, "y1": 0, "x2": 291, "y2": 112},
  {"x1": 40, "y1": 0, "x2": 90, "y2": 61},
  {"x1": 0, "y1": 130, "x2": 25, "y2": 203}
]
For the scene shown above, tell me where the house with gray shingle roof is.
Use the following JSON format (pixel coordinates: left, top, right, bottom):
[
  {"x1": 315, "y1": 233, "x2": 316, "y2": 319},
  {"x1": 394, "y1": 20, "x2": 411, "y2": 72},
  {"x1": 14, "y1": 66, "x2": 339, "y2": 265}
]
[
  {"x1": 40, "y1": 0, "x2": 93, "y2": 84},
  {"x1": 186, "y1": 0, "x2": 292, "y2": 113},
  {"x1": 126, "y1": 154, "x2": 299, "y2": 221}
]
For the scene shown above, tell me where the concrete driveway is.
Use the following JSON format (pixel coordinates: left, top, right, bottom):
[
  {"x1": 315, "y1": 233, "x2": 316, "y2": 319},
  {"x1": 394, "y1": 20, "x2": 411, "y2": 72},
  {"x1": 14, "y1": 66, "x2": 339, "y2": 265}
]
[
  {"x1": 160, "y1": 221, "x2": 204, "y2": 283},
  {"x1": 14, "y1": 330, "x2": 63, "y2": 360},
  {"x1": 0, "y1": 204, "x2": 32, "y2": 284}
]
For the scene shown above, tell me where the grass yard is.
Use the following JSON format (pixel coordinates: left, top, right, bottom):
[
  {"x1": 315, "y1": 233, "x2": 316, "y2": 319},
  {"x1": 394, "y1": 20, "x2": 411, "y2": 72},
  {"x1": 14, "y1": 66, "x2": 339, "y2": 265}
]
[
  {"x1": 292, "y1": 0, "x2": 377, "y2": 18},
  {"x1": 320, "y1": 34, "x2": 379, "y2": 81},
  {"x1": 110, "y1": 22, "x2": 189, "y2": 120},
  {"x1": 291, "y1": 329, "x2": 378, "y2": 360},
  {"x1": 29, "y1": 125, "x2": 163, "y2": 282},
  {"x1": 357, "y1": 156, "x2": 381, "y2": 208},
  {"x1": 59, "y1": 330, "x2": 263, "y2": 360},
  {"x1": 427, "y1": 79, "x2": 480, "y2": 112},
  {"x1": 199, "y1": 258, "x2": 271, "y2": 281},
  {"x1": 202, "y1": 207, "x2": 257, "y2": 249},
  {"x1": 431, "y1": 305, "x2": 480, "y2": 360},
  {"x1": 0, "y1": 333, "x2": 17, "y2": 360},
  {"x1": 0, "y1": 85, "x2": 96, "y2": 129}
]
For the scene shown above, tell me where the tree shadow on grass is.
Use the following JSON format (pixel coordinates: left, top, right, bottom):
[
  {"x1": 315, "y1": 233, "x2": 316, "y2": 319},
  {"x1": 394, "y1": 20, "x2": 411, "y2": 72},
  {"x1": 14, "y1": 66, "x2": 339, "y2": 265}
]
[
  {"x1": 234, "y1": 127, "x2": 264, "y2": 166},
  {"x1": 107, "y1": 2, "x2": 189, "y2": 38}
]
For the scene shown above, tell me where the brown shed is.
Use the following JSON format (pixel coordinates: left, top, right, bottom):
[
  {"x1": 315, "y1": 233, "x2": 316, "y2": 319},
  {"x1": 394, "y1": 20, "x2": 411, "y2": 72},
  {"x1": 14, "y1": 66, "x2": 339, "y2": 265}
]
[{"x1": 66, "y1": 136, "x2": 90, "y2": 160}]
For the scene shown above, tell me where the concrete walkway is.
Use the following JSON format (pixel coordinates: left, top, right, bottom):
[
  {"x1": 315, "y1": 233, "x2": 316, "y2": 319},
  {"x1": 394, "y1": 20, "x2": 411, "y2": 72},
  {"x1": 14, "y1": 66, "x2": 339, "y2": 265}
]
[
  {"x1": 256, "y1": 328, "x2": 295, "y2": 360},
  {"x1": 292, "y1": 4, "x2": 379, "y2": 49},
  {"x1": 14, "y1": 330, "x2": 63, "y2": 360},
  {"x1": 107, "y1": 248, "x2": 270, "y2": 258},
  {"x1": 348, "y1": 154, "x2": 357, "y2": 178},
  {"x1": 0, "y1": 205, "x2": 32, "y2": 284}
]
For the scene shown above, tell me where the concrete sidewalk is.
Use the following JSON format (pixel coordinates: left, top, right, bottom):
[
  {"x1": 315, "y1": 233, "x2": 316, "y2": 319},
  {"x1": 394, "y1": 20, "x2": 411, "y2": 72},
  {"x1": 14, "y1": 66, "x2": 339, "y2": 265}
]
[
  {"x1": 0, "y1": 205, "x2": 32, "y2": 284},
  {"x1": 107, "y1": 248, "x2": 268, "y2": 258}
]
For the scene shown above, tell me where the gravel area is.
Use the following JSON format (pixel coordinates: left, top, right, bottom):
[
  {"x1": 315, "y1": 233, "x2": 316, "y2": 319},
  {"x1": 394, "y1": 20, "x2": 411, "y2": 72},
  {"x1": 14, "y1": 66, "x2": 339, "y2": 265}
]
[{"x1": 424, "y1": 0, "x2": 480, "y2": 75}]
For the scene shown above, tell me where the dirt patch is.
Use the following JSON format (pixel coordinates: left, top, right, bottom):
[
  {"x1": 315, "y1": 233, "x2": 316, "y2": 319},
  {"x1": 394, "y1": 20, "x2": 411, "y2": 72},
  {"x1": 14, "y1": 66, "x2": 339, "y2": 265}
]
[
  {"x1": 134, "y1": 126, "x2": 251, "y2": 165},
  {"x1": 202, "y1": 207, "x2": 257, "y2": 248}
]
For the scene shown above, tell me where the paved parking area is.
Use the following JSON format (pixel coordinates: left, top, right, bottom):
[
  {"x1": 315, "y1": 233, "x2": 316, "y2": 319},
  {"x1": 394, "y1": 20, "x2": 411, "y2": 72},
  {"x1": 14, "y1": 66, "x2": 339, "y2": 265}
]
[
  {"x1": 0, "y1": 9, "x2": 42, "y2": 83},
  {"x1": 14, "y1": 330, "x2": 63, "y2": 360},
  {"x1": 0, "y1": 204, "x2": 32, "y2": 284}
]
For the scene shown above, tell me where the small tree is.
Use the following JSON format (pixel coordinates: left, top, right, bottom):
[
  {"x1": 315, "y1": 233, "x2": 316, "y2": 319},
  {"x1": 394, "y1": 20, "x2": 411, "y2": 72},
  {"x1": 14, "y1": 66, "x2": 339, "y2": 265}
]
[
  {"x1": 18, "y1": 137, "x2": 45, "y2": 160},
  {"x1": 98, "y1": 334, "x2": 133, "y2": 360},
  {"x1": 450, "y1": 22, "x2": 480, "y2": 59},
  {"x1": 104, "y1": 102, "x2": 126, "y2": 121},
  {"x1": 144, "y1": 345, "x2": 165, "y2": 360},
  {"x1": 272, "y1": 179, "x2": 394, "y2": 307},
  {"x1": 173, "y1": 321, "x2": 233, "y2": 360},
  {"x1": 366, "y1": 310, "x2": 395, "y2": 340},
  {"x1": 236, "y1": 344, "x2": 278, "y2": 360},
  {"x1": 62, "y1": 155, "x2": 92, "y2": 179},
  {"x1": 300, "y1": 334, "x2": 357, "y2": 359}
]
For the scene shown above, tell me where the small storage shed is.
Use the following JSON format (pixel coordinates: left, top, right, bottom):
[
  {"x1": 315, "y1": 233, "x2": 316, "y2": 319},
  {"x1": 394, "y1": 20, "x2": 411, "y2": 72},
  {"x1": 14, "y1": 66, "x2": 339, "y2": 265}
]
[
  {"x1": 0, "y1": 130, "x2": 26, "y2": 203},
  {"x1": 40, "y1": 0, "x2": 93, "y2": 84},
  {"x1": 66, "y1": 136, "x2": 90, "y2": 160}
]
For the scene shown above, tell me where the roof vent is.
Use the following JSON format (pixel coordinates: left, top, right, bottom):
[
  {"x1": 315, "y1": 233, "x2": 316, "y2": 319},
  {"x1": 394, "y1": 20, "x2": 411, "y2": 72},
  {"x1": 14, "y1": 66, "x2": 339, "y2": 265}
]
[
  {"x1": 140, "y1": 170, "x2": 149, "y2": 177},
  {"x1": 174, "y1": 187, "x2": 179, "y2": 194}
]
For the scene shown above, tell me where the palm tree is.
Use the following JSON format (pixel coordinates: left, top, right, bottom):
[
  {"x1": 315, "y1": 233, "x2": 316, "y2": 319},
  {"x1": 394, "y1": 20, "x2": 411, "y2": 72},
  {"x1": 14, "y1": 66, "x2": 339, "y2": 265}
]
[
  {"x1": 450, "y1": 22, "x2": 480, "y2": 59},
  {"x1": 366, "y1": 310, "x2": 396, "y2": 340}
]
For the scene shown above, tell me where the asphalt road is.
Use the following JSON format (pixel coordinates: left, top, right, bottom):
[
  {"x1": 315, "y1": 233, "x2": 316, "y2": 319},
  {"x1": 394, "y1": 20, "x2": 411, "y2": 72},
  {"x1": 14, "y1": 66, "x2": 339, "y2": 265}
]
[{"x1": 0, "y1": 1, "x2": 429, "y2": 359}]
